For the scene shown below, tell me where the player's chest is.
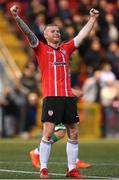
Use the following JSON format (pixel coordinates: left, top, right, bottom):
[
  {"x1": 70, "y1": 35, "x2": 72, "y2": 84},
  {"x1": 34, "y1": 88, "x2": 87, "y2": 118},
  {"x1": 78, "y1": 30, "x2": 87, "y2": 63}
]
[{"x1": 46, "y1": 48, "x2": 67, "y2": 63}]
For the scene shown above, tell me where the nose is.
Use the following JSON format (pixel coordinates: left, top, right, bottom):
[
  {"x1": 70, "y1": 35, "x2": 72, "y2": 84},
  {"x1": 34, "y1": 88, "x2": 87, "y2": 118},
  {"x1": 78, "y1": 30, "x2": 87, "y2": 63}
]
[{"x1": 55, "y1": 31, "x2": 59, "y2": 35}]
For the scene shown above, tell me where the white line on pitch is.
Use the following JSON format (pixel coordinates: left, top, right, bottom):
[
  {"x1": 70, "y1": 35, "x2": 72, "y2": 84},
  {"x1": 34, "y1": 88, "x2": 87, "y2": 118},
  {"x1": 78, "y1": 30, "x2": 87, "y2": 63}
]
[{"x1": 0, "y1": 169, "x2": 118, "y2": 179}]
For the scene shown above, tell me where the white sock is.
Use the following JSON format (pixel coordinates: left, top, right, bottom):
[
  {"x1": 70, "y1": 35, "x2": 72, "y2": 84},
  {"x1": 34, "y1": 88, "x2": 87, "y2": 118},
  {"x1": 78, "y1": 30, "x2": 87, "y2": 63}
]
[
  {"x1": 66, "y1": 139, "x2": 78, "y2": 171},
  {"x1": 40, "y1": 139, "x2": 51, "y2": 170},
  {"x1": 34, "y1": 148, "x2": 39, "y2": 155},
  {"x1": 76, "y1": 158, "x2": 79, "y2": 162}
]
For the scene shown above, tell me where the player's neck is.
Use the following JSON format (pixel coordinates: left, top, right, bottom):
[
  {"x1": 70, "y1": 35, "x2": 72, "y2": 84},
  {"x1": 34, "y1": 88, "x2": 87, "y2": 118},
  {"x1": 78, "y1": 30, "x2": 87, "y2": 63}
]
[{"x1": 47, "y1": 42, "x2": 60, "y2": 49}]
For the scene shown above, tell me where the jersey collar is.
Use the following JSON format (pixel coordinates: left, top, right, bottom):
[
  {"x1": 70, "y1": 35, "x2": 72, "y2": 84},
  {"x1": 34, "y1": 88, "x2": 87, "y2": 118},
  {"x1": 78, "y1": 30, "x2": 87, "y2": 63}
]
[{"x1": 46, "y1": 44, "x2": 59, "y2": 50}]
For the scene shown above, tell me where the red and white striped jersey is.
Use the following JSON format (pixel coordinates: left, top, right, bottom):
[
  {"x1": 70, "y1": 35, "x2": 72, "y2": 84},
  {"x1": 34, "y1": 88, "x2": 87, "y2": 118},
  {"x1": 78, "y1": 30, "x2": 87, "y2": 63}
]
[{"x1": 33, "y1": 39, "x2": 76, "y2": 98}]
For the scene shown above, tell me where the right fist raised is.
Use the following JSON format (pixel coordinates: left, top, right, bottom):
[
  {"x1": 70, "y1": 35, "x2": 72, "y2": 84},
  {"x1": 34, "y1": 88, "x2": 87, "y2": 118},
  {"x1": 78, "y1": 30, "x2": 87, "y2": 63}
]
[{"x1": 10, "y1": 5, "x2": 18, "y2": 16}]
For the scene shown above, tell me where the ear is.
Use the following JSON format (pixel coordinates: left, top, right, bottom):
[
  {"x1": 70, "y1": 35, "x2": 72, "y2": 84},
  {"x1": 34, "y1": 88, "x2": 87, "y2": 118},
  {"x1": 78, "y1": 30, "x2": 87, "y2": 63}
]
[
  {"x1": 44, "y1": 31, "x2": 48, "y2": 39},
  {"x1": 44, "y1": 34, "x2": 47, "y2": 39}
]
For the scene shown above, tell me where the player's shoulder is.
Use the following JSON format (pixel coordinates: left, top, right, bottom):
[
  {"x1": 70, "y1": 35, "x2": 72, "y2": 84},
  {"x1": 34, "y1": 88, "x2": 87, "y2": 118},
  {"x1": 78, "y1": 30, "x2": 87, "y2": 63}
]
[
  {"x1": 39, "y1": 41, "x2": 46, "y2": 47},
  {"x1": 34, "y1": 41, "x2": 46, "y2": 50},
  {"x1": 60, "y1": 39, "x2": 74, "y2": 47}
]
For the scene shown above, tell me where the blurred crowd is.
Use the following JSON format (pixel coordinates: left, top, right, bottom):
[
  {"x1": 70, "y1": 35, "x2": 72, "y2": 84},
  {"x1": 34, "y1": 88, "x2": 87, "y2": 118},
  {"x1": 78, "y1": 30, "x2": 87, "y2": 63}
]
[{"x1": 0, "y1": 0, "x2": 119, "y2": 138}]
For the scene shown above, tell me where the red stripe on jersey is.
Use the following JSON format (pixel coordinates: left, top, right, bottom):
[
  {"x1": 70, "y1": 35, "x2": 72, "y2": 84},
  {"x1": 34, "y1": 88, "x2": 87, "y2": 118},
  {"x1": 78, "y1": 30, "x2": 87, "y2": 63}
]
[{"x1": 33, "y1": 40, "x2": 76, "y2": 98}]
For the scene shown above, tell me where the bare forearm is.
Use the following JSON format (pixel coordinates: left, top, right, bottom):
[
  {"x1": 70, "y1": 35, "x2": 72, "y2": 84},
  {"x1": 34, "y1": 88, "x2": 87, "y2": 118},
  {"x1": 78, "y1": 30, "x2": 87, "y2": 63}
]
[
  {"x1": 15, "y1": 15, "x2": 39, "y2": 47},
  {"x1": 74, "y1": 17, "x2": 96, "y2": 47}
]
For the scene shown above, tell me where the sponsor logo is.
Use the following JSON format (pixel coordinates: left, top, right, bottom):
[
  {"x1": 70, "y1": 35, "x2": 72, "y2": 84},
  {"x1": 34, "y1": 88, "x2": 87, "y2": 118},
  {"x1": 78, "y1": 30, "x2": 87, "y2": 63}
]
[
  {"x1": 54, "y1": 61, "x2": 67, "y2": 66},
  {"x1": 49, "y1": 61, "x2": 67, "y2": 66},
  {"x1": 48, "y1": 110, "x2": 53, "y2": 116}
]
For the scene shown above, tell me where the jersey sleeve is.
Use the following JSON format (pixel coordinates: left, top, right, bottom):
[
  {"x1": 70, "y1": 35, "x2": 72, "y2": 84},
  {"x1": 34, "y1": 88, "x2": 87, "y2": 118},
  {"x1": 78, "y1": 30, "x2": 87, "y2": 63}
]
[
  {"x1": 32, "y1": 41, "x2": 45, "y2": 55},
  {"x1": 62, "y1": 39, "x2": 76, "y2": 56}
]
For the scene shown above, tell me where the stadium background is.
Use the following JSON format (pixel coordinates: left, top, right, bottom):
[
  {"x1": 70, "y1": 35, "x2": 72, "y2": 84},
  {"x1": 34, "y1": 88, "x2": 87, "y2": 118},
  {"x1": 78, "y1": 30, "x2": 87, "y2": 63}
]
[
  {"x1": 0, "y1": 0, "x2": 119, "y2": 138},
  {"x1": 0, "y1": 0, "x2": 119, "y2": 139},
  {"x1": 0, "y1": 0, "x2": 119, "y2": 179}
]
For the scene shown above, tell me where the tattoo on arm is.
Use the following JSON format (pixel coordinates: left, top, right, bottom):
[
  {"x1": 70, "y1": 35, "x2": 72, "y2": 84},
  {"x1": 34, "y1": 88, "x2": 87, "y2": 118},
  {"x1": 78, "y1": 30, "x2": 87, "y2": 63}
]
[{"x1": 15, "y1": 16, "x2": 39, "y2": 47}]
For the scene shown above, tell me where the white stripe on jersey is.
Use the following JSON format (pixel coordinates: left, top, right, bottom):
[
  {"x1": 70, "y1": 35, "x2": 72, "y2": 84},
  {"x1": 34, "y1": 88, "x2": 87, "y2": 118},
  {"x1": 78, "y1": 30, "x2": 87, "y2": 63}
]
[
  {"x1": 53, "y1": 50, "x2": 57, "y2": 96},
  {"x1": 48, "y1": 47, "x2": 51, "y2": 96},
  {"x1": 61, "y1": 52, "x2": 68, "y2": 96}
]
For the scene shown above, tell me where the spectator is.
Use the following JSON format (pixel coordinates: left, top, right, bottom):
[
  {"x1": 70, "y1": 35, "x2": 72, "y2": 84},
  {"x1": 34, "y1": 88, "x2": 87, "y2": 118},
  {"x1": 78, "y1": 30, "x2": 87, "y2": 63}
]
[
  {"x1": 78, "y1": 0, "x2": 91, "y2": 15},
  {"x1": 57, "y1": 0, "x2": 71, "y2": 23},
  {"x1": 100, "y1": 80, "x2": 117, "y2": 137},
  {"x1": 30, "y1": 13, "x2": 46, "y2": 42},
  {"x1": 82, "y1": 71, "x2": 101, "y2": 103},
  {"x1": 70, "y1": 50, "x2": 81, "y2": 88},
  {"x1": 10, "y1": 81, "x2": 27, "y2": 134},
  {"x1": 24, "y1": 92, "x2": 38, "y2": 132},
  {"x1": 72, "y1": 13, "x2": 83, "y2": 33},
  {"x1": 99, "y1": 63, "x2": 116, "y2": 87},
  {"x1": 105, "y1": 13, "x2": 118, "y2": 43},
  {"x1": 41, "y1": 0, "x2": 57, "y2": 18},
  {"x1": 3, "y1": 87, "x2": 18, "y2": 137},
  {"x1": 113, "y1": 0, "x2": 119, "y2": 30},
  {"x1": 97, "y1": 0, "x2": 109, "y2": 48},
  {"x1": 111, "y1": 81, "x2": 119, "y2": 137},
  {"x1": 21, "y1": 66, "x2": 39, "y2": 94},
  {"x1": 106, "y1": 42, "x2": 119, "y2": 79},
  {"x1": 84, "y1": 38, "x2": 103, "y2": 71},
  {"x1": 65, "y1": 25, "x2": 76, "y2": 40}
]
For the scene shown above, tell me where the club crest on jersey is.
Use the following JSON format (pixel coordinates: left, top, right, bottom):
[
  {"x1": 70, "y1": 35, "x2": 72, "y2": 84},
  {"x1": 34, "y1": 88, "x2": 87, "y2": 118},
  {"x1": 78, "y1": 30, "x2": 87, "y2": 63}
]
[
  {"x1": 48, "y1": 110, "x2": 53, "y2": 116},
  {"x1": 61, "y1": 49, "x2": 66, "y2": 56}
]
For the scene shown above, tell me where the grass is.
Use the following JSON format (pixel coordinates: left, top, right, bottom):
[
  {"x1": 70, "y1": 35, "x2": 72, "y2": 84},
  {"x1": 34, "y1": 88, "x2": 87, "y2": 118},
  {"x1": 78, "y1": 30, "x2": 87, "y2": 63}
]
[{"x1": 0, "y1": 138, "x2": 119, "y2": 179}]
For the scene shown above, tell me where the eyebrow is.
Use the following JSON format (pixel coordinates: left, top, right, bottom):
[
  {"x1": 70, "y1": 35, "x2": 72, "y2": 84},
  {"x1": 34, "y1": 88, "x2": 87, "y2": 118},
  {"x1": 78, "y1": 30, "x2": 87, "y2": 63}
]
[{"x1": 51, "y1": 29, "x2": 60, "y2": 32}]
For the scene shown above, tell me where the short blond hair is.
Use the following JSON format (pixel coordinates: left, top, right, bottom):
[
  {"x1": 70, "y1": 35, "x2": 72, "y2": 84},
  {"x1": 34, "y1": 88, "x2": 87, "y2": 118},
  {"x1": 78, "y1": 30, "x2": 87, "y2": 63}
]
[{"x1": 43, "y1": 24, "x2": 58, "y2": 32}]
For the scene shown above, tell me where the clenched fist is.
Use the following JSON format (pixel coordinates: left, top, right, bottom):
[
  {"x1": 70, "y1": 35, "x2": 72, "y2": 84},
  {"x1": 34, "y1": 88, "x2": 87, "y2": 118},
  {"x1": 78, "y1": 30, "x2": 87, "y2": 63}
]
[
  {"x1": 10, "y1": 5, "x2": 19, "y2": 17},
  {"x1": 90, "y1": 8, "x2": 99, "y2": 18}
]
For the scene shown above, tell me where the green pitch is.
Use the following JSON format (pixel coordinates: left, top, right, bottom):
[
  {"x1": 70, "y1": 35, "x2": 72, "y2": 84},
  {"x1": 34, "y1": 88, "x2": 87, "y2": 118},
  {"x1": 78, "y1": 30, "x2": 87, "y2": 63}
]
[{"x1": 0, "y1": 138, "x2": 119, "y2": 179}]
